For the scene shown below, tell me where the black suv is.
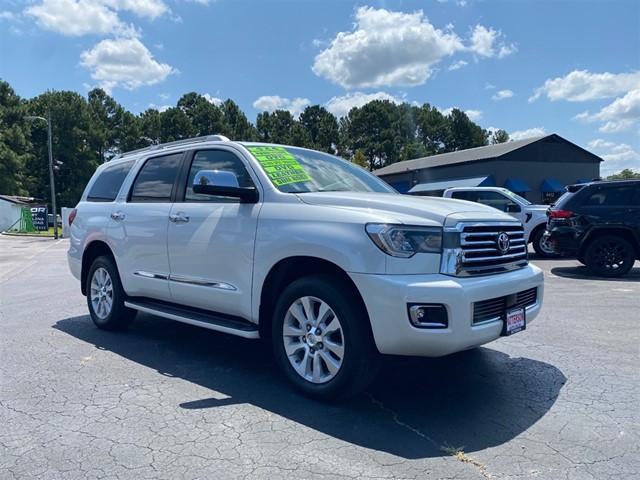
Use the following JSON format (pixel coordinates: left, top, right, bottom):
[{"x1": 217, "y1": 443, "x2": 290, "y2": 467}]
[{"x1": 545, "y1": 179, "x2": 640, "y2": 277}]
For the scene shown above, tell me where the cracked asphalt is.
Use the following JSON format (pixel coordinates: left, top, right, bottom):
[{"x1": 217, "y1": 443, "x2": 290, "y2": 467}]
[{"x1": 1, "y1": 235, "x2": 638, "y2": 479}]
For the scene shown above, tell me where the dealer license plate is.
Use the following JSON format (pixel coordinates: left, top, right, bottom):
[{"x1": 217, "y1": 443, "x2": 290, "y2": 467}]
[{"x1": 503, "y1": 307, "x2": 526, "y2": 336}]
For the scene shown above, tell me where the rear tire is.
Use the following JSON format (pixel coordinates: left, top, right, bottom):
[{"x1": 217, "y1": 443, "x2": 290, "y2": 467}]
[
  {"x1": 272, "y1": 275, "x2": 380, "y2": 401},
  {"x1": 584, "y1": 235, "x2": 635, "y2": 278},
  {"x1": 86, "y1": 256, "x2": 136, "y2": 330}
]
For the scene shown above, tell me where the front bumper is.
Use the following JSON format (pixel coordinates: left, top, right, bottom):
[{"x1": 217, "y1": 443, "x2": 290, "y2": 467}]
[{"x1": 349, "y1": 264, "x2": 544, "y2": 357}]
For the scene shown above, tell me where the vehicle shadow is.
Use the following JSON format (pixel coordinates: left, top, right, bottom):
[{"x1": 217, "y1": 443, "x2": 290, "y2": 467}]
[
  {"x1": 54, "y1": 313, "x2": 566, "y2": 460},
  {"x1": 551, "y1": 264, "x2": 640, "y2": 280}
]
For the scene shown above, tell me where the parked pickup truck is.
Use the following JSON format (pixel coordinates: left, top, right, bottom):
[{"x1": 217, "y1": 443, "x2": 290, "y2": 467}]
[
  {"x1": 442, "y1": 187, "x2": 555, "y2": 257},
  {"x1": 68, "y1": 136, "x2": 544, "y2": 401}
]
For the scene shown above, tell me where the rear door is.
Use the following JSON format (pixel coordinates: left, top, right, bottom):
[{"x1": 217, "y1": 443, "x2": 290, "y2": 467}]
[
  {"x1": 107, "y1": 152, "x2": 184, "y2": 300},
  {"x1": 166, "y1": 148, "x2": 262, "y2": 320}
]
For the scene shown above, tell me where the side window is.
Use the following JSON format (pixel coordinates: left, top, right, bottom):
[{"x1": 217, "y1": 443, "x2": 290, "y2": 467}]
[
  {"x1": 451, "y1": 191, "x2": 477, "y2": 202},
  {"x1": 184, "y1": 150, "x2": 254, "y2": 202},
  {"x1": 87, "y1": 160, "x2": 135, "y2": 202},
  {"x1": 476, "y1": 192, "x2": 511, "y2": 212},
  {"x1": 583, "y1": 186, "x2": 634, "y2": 206},
  {"x1": 129, "y1": 153, "x2": 183, "y2": 203},
  {"x1": 631, "y1": 187, "x2": 640, "y2": 206}
]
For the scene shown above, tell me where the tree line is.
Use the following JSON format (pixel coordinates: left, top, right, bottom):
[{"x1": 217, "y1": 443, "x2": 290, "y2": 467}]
[{"x1": 0, "y1": 79, "x2": 512, "y2": 210}]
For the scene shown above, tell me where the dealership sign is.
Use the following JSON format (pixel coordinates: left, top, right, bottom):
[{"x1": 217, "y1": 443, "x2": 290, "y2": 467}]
[{"x1": 30, "y1": 206, "x2": 48, "y2": 231}]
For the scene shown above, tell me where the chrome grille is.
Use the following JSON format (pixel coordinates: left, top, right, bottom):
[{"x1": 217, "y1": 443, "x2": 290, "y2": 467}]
[
  {"x1": 473, "y1": 287, "x2": 538, "y2": 325},
  {"x1": 441, "y1": 221, "x2": 528, "y2": 276}
]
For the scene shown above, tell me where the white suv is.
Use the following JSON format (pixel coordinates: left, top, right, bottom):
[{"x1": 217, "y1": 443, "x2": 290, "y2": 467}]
[{"x1": 68, "y1": 136, "x2": 544, "y2": 400}]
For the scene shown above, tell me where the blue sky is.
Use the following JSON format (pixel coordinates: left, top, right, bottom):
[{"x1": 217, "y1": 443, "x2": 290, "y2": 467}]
[{"x1": 1, "y1": 0, "x2": 638, "y2": 177}]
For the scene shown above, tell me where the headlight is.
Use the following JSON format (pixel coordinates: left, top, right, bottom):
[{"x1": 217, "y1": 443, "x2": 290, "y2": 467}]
[{"x1": 366, "y1": 224, "x2": 443, "y2": 258}]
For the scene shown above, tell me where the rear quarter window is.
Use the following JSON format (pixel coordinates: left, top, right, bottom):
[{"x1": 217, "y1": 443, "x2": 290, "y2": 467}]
[
  {"x1": 87, "y1": 160, "x2": 135, "y2": 202},
  {"x1": 582, "y1": 185, "x2": 635, "y2": 207}
]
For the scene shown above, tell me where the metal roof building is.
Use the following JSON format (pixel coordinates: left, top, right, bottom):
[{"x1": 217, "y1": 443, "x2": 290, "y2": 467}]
[{"x1": 374, "y1": 134, "x2": 602, "y2": 203}]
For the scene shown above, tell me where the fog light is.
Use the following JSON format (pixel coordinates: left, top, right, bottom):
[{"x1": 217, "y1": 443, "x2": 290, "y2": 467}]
[{"x1": 408, "y1": 304, "x2": 448, "y2": 329}]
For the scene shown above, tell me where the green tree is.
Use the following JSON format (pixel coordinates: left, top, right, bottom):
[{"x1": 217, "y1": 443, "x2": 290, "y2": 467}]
[
  {"x1": 26, "y1": 90, "x2": 97, "y2": 210},
  {"x1": 177, "y1": 92, "x2": 227, "y2": 137},
  {"x1": 342, "y1": 100, "x2": 396, "y2": 170},
  {"x1": 415, "y1": 103, "x2": 447, "y2": 155},
  {"x1": 0, "y1": 80, "x2": 31, "y2": 195},
  {"x1": 159, "y1": 107, "x2": 196, "y2": 142},
  {"x1": 392, "y1": 103, "x2": 419, "y2": 164},
  {"x1": 139, "y1": 108, "x2": 162, "y2": 145},
  {"x1": 87, "y1": 88, "x2": 125, "y2": 161},
  {"x1": 607, "y1": 168, "x2": 640, "y2": 180},
  {"x1": 352, "y1": 150, "x2": 368, "y2": 169},
  {"x1": 299, "y1": 105, "x2": 339, "y2": 153},
  {"x1": 220, "y1": 99, "x2": 257, "y2": 141},
  {"x1": 490, "y1": 129, "x2": 510, "y2": 144},
  {"x1": 443, "y1": 108, "x2": 488, "y2": 152},
  {"x1": 116, "y1": 111, "x2": 145, "y2": 152},
  {"x1": 256, "y1": 110, "x2": 297, "y2": 145}
]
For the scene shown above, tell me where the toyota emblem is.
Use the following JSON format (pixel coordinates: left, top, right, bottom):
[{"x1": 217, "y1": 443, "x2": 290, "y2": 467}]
[{"x1": 496, "y1": 232, "x2": 510, "y2": 254}]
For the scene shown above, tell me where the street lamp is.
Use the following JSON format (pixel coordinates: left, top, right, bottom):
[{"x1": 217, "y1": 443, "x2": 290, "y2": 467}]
[{"x1": 24, "y1": 112, "x2": 58, "y2": 239}]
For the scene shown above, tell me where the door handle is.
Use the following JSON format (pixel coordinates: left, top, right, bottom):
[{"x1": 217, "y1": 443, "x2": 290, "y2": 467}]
[
  {"x1": 110, "y1": 211, "x2": 125, "y2": 221},
  {"x1": 169, "y1": 213, "x2": 190, "y2": 223}
]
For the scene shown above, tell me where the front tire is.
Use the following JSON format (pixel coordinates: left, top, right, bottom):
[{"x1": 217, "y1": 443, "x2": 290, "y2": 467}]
[
  {"x1": 272, "y1": 275, "x2": 380, "y2": 401},
  {"x1": 584, "y1": 235, "x2": 635, "y2": 278},
  {"x1": 86, "y1": 255, "x2": 136, "y2": 330},
  {"x1": 532, "y1": 229, "x2": 556, "y2": 258}
]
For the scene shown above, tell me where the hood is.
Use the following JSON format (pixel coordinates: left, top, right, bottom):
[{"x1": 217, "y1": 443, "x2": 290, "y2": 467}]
[{"x1": 295, "y1": 192, "x2": 515, "y2": 226}]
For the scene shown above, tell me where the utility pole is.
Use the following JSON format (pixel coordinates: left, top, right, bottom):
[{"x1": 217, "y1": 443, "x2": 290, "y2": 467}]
[{"x1": 24, "y1": 112, "x2": 58, "y2": 239}]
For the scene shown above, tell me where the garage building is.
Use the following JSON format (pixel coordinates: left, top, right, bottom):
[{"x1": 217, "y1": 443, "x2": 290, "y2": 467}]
[{"x1": 374, "y1": 134, "x2": 602, "y2": 204}]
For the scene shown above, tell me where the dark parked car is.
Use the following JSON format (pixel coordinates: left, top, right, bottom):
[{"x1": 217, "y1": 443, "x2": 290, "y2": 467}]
[{"x1": 545, "y1": 179, "x2": 640, "y2": 277}]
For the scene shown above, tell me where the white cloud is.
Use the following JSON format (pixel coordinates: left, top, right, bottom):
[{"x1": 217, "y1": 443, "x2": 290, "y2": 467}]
[
  {"x1": 529, "y1": 70, "x2": 640, "y2": 103},
  {"x1": 587, "y1": 139, "x2": 615, "y2": 150},
  {"x1": 149, "y1": 103, "x2": 171, "y2": 112},
  {"x1": 448, "y1": 60, "x2": 468, "y2": 71},
  {"x1": 103, "y1": 0, "x2": 168, "y2": 19},
  {"x1": 26, "y1": 0, "x2": 121, "y2": 36},
  {"x1": 253, "y1": 95, "x2": 311, "y2": 117},
  {"x1": 437, "y1": 106, "x2": 482, "y2": 122},
  {"x1": 589, "y1": 141, "x2": 640, "y2": 177},
  {"x1": 468, "y1": 25, "x2": 517, "y2": 58},
  {"x1": 573, "y1": 89, "x2": 640, "y2": 133},
  {"x1": 80, "y1": 37, "x2": 176, "y2": 91},
  {"x1": 324, "y1": 92, "x2": 404, "y2": 118},
  {"x1": 509, "y1": 127, "x2": 547, "y2": 141},
  {"x1": 203, "y1": 93, "x2": 222, "y2": 105},
  {"x1": 492, "y1": 89, "x2": 514, "y2": 101},
  {"x1": 0, "y1": 11, "x2": 17, "y2": 21},
  {"x1": 312, "y1": 7, "x2": 464, "y2": 88},
  {"x1": 464, "y1": 109, "x2": 482, "y2": 121}
]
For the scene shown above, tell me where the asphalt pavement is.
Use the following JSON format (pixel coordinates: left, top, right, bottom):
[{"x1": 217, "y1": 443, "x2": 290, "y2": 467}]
[{"x1": 1, "y1": 235, "x2": 638, "y2": 479}]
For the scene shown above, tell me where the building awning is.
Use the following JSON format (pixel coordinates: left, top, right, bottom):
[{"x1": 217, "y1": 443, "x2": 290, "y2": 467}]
[
  {"x1": 504, "y1": 178, "x2": 531, "y2": 193},
  {"x1": 408, "y1": 175, "x2": 495, "y2": 194},
  {"x1": 540, "y1": 178, "x2": 565, "y2": 193},
  {"x1": 388, "y1": 181, "x2": 411, "y2": 194}
]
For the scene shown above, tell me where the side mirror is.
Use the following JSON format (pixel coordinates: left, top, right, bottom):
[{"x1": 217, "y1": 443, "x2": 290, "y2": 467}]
[
  {"x1": 192, "y1": 170, "x2": 258, "y2": 203},
  {"x1": 506, "y1": 203, "x2": 521, "y2": 213}
]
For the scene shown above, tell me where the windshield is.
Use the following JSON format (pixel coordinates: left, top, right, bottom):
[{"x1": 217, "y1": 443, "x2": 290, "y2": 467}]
[
  {"x1": 504, "y1": 189, "x2": 532, "y2": 205},
  {"x1": 243, "y1": 144, "x2": 396, "y2": 194}
]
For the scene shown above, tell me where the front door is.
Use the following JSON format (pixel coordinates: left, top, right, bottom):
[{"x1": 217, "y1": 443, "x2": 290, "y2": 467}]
[{"x1": 167, "y1": 148, "x2": 261, "y2": 320}]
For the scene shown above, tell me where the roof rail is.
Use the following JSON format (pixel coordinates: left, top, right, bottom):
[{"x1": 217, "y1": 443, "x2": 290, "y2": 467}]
[{"x1": 113, "y1": 134, "x2": 231, "y2": 159}]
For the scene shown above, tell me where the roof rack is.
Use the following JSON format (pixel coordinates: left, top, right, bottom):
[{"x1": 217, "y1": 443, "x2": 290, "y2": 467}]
[{"x1": 113, "y1": 134, "x2": 231, "y2": 159}]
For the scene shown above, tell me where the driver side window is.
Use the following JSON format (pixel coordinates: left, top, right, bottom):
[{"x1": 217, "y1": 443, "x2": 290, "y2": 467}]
[{"x1": 185, "y1": 150, "x2": 254, "y2": 202}]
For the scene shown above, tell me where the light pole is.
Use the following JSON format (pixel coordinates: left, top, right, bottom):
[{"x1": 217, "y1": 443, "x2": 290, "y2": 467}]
[{"x1": 24, "y1": 112, "x2": 58, "y2": 239}]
